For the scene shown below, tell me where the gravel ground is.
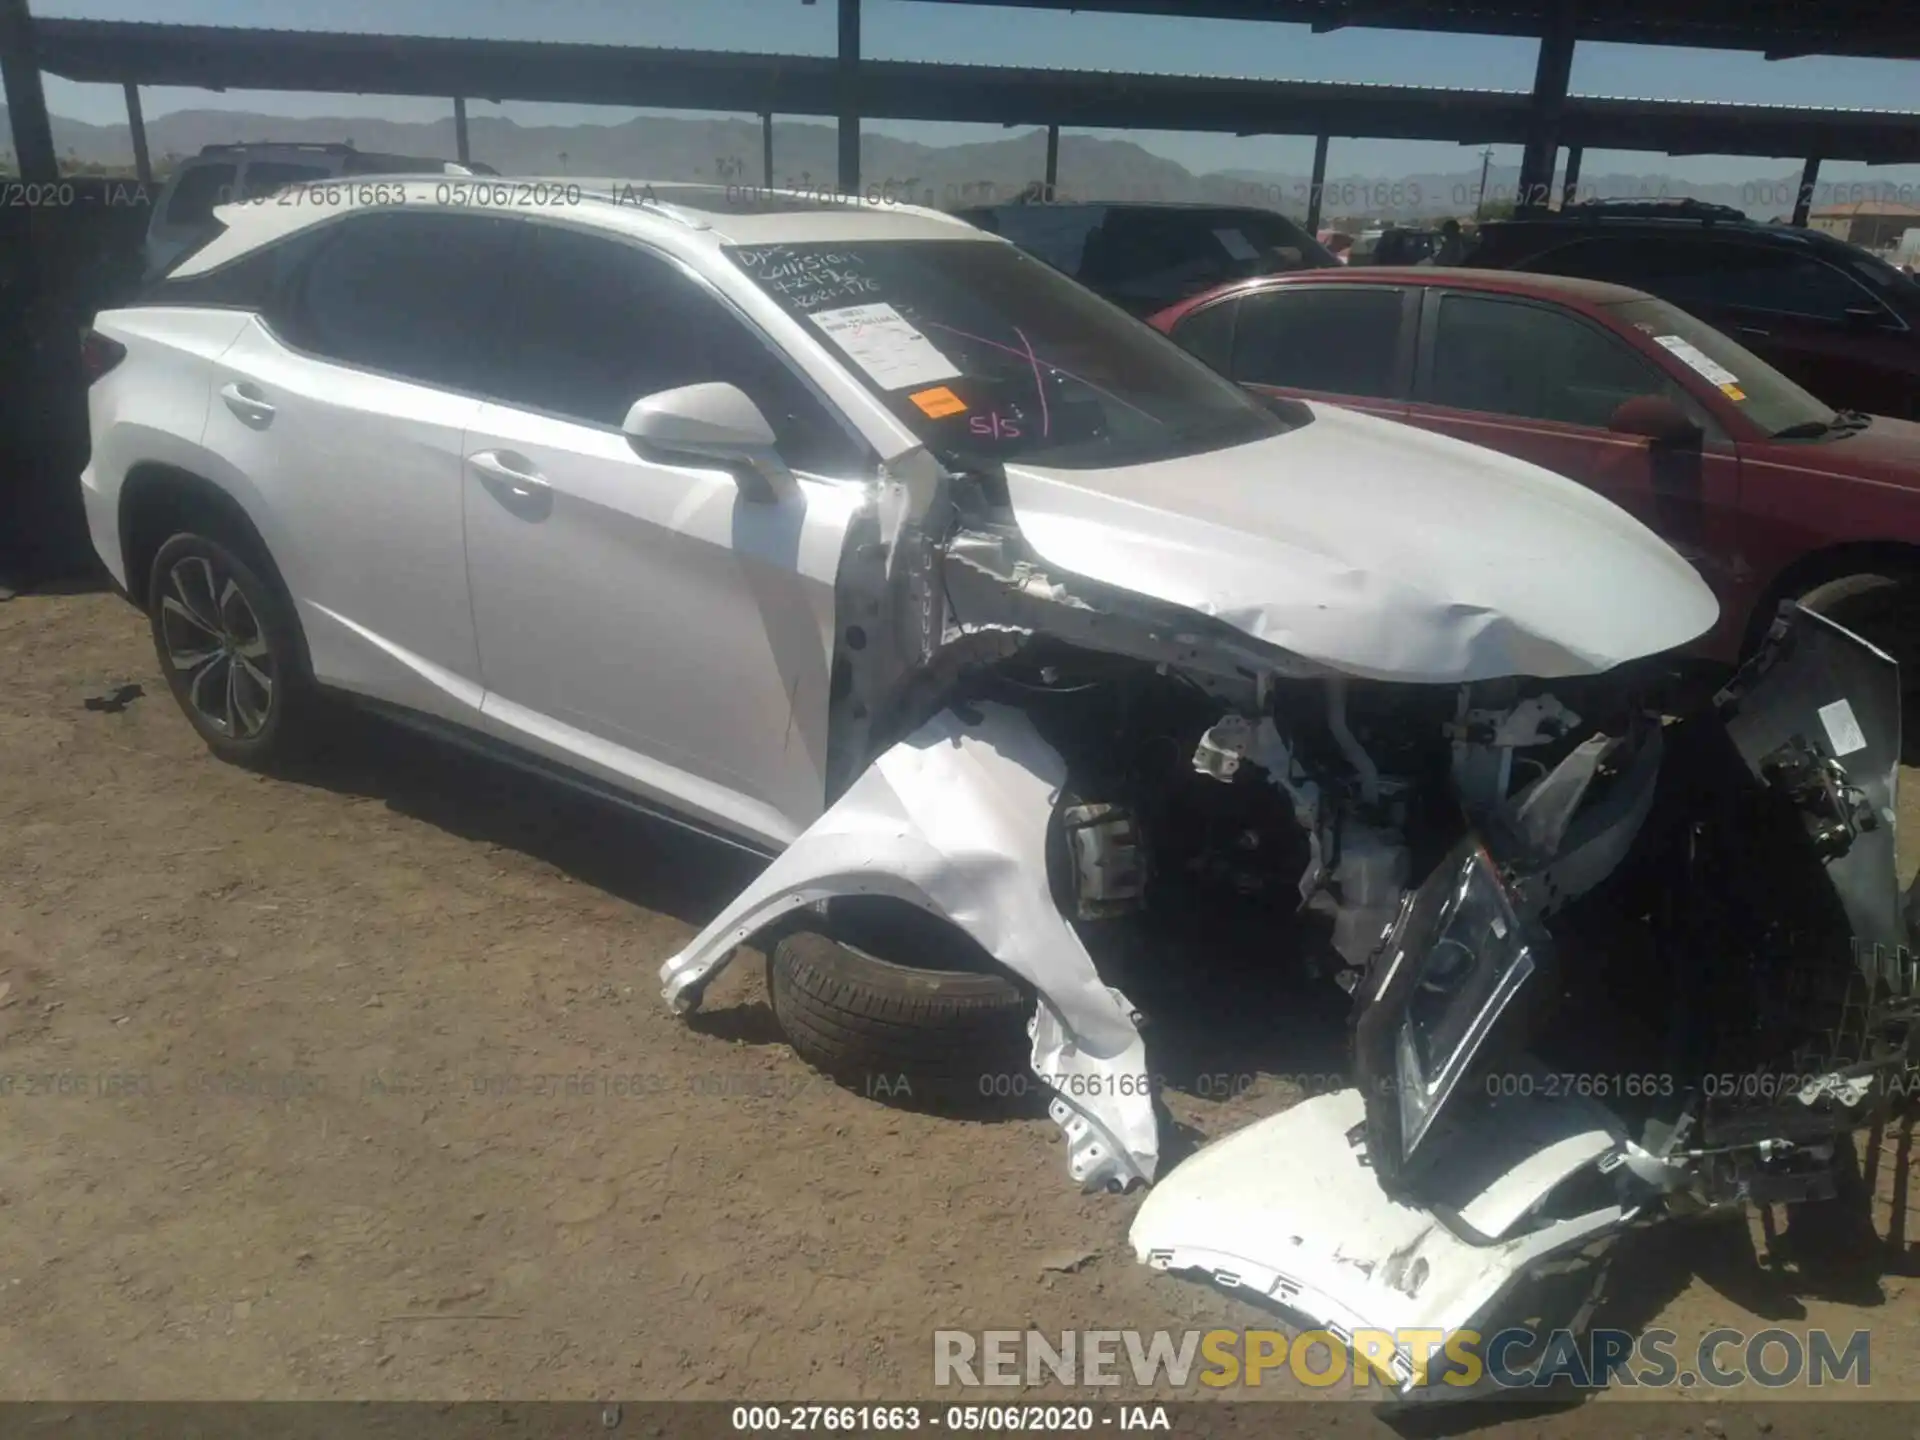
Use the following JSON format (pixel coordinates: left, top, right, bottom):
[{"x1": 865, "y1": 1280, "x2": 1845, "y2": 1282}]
[{"x1": 1, "y1": 583, "x2": 1916, "y2": 1431}]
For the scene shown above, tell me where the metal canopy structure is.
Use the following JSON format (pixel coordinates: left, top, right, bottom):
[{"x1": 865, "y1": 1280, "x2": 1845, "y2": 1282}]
[
  {"x1": 905, "y1": 0, "x2": 1920, "y2": 62},
  {"x1": 27, "y1": 18, "x2": 1920, "y2": 165}
]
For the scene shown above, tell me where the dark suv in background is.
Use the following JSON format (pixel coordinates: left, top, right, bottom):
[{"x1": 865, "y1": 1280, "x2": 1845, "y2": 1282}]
[
  {"x1": 954, "y1": 201, "x2": 1338, "y2": 316},
  {"x1": 1468, "y1": 199, "x2": 1920, "y2": 418}
]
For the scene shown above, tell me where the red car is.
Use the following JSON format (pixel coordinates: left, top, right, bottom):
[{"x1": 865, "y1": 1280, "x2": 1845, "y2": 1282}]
[{"x1": 1150, "y1": 267, "x2": 1920, "y2": 700}]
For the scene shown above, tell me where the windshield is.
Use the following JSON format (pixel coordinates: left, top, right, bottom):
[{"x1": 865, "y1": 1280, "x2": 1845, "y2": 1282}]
[
  {"x1": 1603, "y1": 296, "x2": 1838, "y2": 438},
  {"x1": 728, "y1": 239, "x2": 1287, "y2": 471}
]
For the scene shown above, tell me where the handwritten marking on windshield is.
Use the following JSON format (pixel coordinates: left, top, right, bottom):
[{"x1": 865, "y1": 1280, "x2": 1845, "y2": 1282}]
[
  {"x1": 918, "y1": 320, "x2": 1162, "y2": 426},
  {"x1": 1013, "y1": 325, "x2": 1051, "y2": 439}
]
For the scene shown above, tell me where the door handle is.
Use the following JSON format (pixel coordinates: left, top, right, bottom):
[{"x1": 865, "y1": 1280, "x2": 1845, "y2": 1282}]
[
  {"x1": 1735, "y1": 325, "x2": 1771, "y2": 339},
  {"x1": 219, "y1": 381, "x2": 276, "y2": 426},
  {"x1": 468, "y1": 449, "x2": 551, "y2": 499}
]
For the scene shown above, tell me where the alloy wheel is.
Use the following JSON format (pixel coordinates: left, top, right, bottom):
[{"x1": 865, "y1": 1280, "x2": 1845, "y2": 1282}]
[{"x1": 158, "y1": 553, "x2": 275, "y2": 739}]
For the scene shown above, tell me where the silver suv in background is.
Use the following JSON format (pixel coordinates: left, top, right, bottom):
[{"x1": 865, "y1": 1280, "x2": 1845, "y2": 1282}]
[{"x1": 142, "y1": 142, "x2": 493, "y2": 280}]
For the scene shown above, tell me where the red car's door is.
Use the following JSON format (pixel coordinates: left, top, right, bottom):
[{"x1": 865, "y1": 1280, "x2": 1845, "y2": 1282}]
[
  {"x1": 1166, "y1": 282, "x2": 1418, "y2": 421},
  {"x1": 1404, "y1": 289, "x2": 1754, "y2": 660}
]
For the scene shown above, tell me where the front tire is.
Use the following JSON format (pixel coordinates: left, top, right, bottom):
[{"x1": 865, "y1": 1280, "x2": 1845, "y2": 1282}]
[
  {"x1": 147, "y1": 528, "x2": 314, "y2": 769},
  {"x1": 768, "y1": 917, "x2": 1034, "y2": 1113}
]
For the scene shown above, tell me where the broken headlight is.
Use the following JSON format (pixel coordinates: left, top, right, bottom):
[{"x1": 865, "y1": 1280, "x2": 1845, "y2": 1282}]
[{"x1": 1353, "y1": 837, "x2": 1544, "y2": 1195}]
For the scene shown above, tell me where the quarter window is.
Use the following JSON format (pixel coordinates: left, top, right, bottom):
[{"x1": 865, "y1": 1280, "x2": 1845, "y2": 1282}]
[
  {"x1": 1170, "y1": 298, "x2": 1236, "y2": 374},
  {"x1": 162, "y1": 163, "x2": 237, "y2": 227}
]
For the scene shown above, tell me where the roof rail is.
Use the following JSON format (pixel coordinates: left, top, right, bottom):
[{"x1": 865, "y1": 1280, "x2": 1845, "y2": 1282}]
[
  {"x1": 1560, "y1": 197, "x2": 1754, "y2": 224},
  {"x1": 197, "y1": 141, "x2": 359, "y2": 157}
]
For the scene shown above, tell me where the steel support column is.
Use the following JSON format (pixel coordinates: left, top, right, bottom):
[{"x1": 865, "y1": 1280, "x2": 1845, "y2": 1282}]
[
  {"x1": 1516, "y1": 0, "x2": 1576, "y2": 215},
  {"x1": 453, "y1": 95, "x2": 470, "y2": 165},
  {"x1": 837, "y1": 0, "x2": 860, "y2": 194},
  {"x1": 124, "y1": 81, "x2": 151, "y2": 182},
  {"x1": 1044, "y1": 122, "x2": 1059, "y2": 197},
  {"x1": 0, "y1": 0, "x2": 59, "y2": 183},
  {"x1": 1561, "y1": 143, "x2": 1581, "y2": 208},
  {"x1": 1792, "y1": 154, "x2": 1821, "y2": 226},
  {"x1": 763, "y1": 111, "x2": 775, "y2": 187},
  {"x1": 1306, "y1": 133, "x2": 1330, "y2": 232}
]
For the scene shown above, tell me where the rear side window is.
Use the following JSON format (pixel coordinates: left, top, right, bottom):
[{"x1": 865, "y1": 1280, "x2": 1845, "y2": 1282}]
[
  {"x1": 276, "y1": 211, "x2": 520, "y2": 393},
  {"x1": 240, "y1": 162, "x2": 331, "y2": 200},
  {"x1": 147, "y1": 233, "x2": 316, "y2": 309},
  {"x1": 162, "y1": 163, "x2": 237, "y2": 227},
  {"x1": 1230, "y1": 287, "x2": 1405, "y2": 397}
]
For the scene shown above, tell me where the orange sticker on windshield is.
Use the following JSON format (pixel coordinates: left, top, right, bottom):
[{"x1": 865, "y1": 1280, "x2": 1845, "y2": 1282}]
[
  {"x1": 909, "y1": 385, "x2": 967, "y2": 418},
  {"x1": 1720, "y1": 383, "x2": 1747, "y2": 401}
]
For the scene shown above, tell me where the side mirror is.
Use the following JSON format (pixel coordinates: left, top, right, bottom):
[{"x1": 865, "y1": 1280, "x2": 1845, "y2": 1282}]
[
  {"x1": 622, "y1": 382, "x2": 795, "y2": 504},
  {"x1": 1609, "y1": 394, "x2": 1703, "y2": 448},
  {"x1": 1843, "y1": 304, "x2": 1892, "y2": 330}
]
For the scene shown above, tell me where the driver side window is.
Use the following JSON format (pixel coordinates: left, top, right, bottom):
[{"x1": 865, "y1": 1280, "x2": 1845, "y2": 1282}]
[
  {"x1": 492, "y1": 225, "x2": 871, "y2": 476},
  {"x1": 1427, "y1": 293, "x2": 1694, "y2": 428}
]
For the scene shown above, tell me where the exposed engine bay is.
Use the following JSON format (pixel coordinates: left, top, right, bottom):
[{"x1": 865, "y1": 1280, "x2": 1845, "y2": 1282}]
[{"x1": 659, "y1": 449, "x2": 1916, "y2": 1396}]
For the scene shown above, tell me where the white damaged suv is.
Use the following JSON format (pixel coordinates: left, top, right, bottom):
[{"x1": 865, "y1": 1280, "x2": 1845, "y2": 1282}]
[{"x1": 83, "y1": 180, "x2": 1913, "y2": 1394}]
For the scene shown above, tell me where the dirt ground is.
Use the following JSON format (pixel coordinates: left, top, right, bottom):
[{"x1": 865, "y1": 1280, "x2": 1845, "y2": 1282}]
[{"x1": 2, "y1": 583, "x2": 1918, "y2": 1428}]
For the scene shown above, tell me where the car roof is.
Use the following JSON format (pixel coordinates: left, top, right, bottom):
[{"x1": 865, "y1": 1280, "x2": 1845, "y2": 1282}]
[
  {"x1": 964, "y1": 201, "x2": 1296, "y2": 217},
  {"x1": 1249, "y1": 265, "x2": 1650, "y2": 305},
  {"x1": 173, "y1": 177, "x2": 992, "y2": 276}
]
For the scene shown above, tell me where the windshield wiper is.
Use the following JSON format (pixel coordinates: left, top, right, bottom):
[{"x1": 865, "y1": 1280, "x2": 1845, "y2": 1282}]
[{"x1": 1770, "y1": 411, "x2": 1867, "y2": 440}]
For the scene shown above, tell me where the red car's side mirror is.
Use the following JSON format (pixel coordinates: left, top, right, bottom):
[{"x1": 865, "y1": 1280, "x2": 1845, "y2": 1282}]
[{"x1": 1609, "y1": 394, "x2": 1703, "y2": 448}]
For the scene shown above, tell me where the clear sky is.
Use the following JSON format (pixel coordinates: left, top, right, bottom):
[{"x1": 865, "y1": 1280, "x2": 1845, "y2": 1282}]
[{"x1": 10, "y1": 0, "x2": 1920, "y2": 190}]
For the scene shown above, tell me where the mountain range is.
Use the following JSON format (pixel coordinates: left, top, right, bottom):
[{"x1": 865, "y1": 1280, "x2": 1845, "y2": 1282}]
[{"x1": 0, "y1": 104, "x2": 1892, "y2": 223}]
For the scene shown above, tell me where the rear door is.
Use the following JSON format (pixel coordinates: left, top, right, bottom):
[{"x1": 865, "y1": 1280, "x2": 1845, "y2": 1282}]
[
  {"x1": 1405, "y1": 289, "x2": 1752, "y2": 655},
  {"x1": 203, "y1": 209, "x2": 519, "y2": 724},
  {"x1": 1204, "y1": 282, "x2": 1416, "y2": 420}
]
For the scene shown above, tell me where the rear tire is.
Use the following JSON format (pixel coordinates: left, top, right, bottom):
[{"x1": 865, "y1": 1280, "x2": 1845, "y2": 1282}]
[
  {"x1": 147, "y1": 527, "x2": 317, "y2": 770},
  {"x1": 768, "y1": 920, "x2": 1034, "y2": 1113}
]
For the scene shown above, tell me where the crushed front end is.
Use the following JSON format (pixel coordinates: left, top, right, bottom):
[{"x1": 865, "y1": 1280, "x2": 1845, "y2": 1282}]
[{"x1": 1134, "y1": 604, "x2": 1917, "y2": 1397}]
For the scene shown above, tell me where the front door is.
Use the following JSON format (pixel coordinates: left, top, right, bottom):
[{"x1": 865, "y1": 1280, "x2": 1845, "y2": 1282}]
[{"x1": 461, "y1": 222, "x2": 877, "y2": 850}]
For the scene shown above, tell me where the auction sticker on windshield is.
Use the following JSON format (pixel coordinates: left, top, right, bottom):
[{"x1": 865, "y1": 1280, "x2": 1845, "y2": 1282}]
[
  {"x1": 809, "y1": 302, "x2": 962, "y2": 390},
  {"x1": 1652, "y1": 334, "x2": 1741, "y2": 390}
]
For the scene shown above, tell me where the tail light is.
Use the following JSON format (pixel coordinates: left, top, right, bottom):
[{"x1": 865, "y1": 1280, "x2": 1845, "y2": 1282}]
[{"x1": 81, "y1": 329, "x2": 127, "y2": 384}]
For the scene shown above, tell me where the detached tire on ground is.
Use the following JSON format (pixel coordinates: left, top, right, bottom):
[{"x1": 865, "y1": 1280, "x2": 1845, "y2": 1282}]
[{"x1": 768, "y1": 917, "x2": 1035, "y2": 1113}]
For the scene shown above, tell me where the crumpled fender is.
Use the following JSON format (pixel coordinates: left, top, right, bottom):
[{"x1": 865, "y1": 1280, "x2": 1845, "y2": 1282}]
[{"x1": 658, "y1": 701, "x2": 1158, "y2": 1190}]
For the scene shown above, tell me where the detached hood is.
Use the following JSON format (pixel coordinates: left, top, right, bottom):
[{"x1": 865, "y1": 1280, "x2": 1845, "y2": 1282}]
[{"x1": 1001, "y1": 402, "x2": 1719, "y2": 683}]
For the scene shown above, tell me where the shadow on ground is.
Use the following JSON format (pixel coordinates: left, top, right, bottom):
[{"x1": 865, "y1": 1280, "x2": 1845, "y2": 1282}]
[{"x1": 267, "y1": 702, "x2": 768, "y2": 933}]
